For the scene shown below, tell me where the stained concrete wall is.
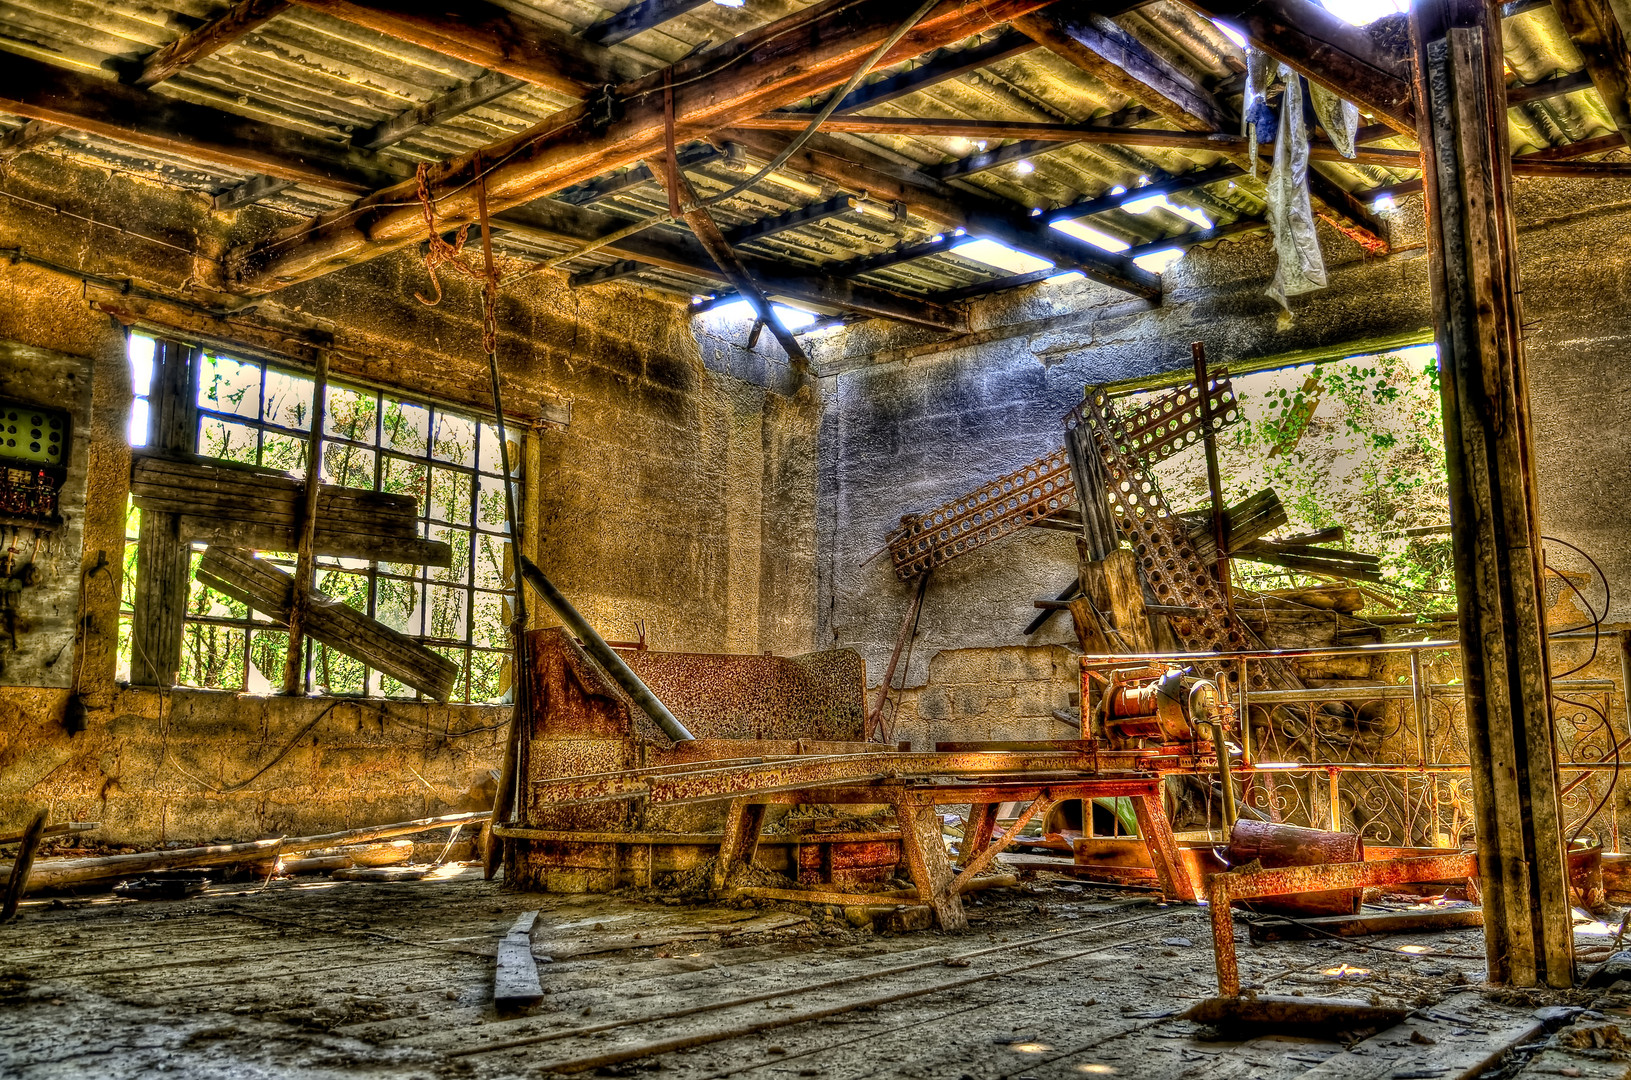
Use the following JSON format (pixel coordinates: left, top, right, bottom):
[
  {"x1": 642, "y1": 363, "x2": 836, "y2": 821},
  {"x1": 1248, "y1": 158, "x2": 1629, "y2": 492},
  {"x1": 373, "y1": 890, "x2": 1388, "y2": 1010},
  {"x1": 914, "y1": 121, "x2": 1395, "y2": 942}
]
[
  {"x1": 809, "y1": 176, "x2": 1631, "y2": 747},
  {"x1": 0, "y1": 152, "x2": 820, "y2": 842}
]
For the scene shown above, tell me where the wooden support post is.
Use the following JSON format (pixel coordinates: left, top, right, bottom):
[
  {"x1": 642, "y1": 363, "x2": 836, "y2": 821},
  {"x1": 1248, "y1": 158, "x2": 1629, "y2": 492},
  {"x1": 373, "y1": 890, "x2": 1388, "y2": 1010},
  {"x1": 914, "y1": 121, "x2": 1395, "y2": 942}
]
[
  {"x1": 711, "y1": 798, "x2": 767, "y2": 893},
  {"x1": 1, "y1": 810, "x2": 47, "y2": 923},
  {"x1": 1410, "y1": 0, "x2": 1572, "y2": 988},
  {"x1": 130, "y1": 338, "x2": 196, "y2": 687},
  {"x1": 897, "y1": 800, "x2": 966, "y2": 930},
  {"x1": 1079, "y1": 547, "x2": 1155, "y2": 653},
  {"x1": 282, "y1": 350, "x2": 328, "y2": 695}
]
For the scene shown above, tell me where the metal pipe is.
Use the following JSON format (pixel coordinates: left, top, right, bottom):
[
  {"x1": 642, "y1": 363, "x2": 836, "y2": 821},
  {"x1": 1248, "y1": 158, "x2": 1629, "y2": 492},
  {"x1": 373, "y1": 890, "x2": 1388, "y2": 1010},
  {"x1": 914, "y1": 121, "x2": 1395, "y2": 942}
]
[
  {"x1": 1191, "y1": 342, "x2": 1232, "y2": 605},
  {"x1": 1190, "y1": 680, "x2": 1237, "y2": 830},
  {"x1": 517, "y1": 554, "x2": 695, "y2": 743}
]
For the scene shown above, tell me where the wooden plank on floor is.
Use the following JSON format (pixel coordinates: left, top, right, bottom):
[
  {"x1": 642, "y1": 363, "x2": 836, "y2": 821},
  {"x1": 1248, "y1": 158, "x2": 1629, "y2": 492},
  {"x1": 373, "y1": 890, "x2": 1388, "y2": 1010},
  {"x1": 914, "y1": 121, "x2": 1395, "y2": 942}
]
[
  {"x1": 1248, "y1": 906, "x2": 1484, "y2": 942},
  {"x1": 1297, "y1": 992, "x2": 1541, "y2": 1079},
  {"x1": 495, "y1": 910, "x2": 543, "y2": 1013}
]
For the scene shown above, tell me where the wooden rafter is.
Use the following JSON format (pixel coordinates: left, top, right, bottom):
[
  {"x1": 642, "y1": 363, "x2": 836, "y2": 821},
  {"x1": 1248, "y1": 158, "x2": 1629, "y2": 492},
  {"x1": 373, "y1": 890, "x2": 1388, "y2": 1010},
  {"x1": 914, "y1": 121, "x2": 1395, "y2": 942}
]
[
  {"x1": 498, "y1": 199, "x2": 963, "y2": 330},
  {"x1": 285, "y1": 0, "x2": 629, "y2": 98},
  {"x1": 1181, "y1": 0, "x2": 1415, "y2": 132},
  {"x1": 734, "y1": 113, "x2": 1421, "y2": 166},
  {"x1": 124, "y1": 0, "x2": 291, "y2": 89},
  {"x1": 216, "y1": 69, "x2": 526, "y2": 208},
  {"x1": 0, "y1": 53, "x2": 405, "y2": 193},
  {"x1": 581, "y1": 0, "x2": 715, "y2": 46},
  {"x1": 722, "y1": 128, "x2": 1160, "y2": 298},
  {"x1": 1014, "y1": 3, "x2": 1229, "y2": 131},
  {"x1": 819, "y1": 29, "x2": 1039, "y2": 115},
  {"x1": 355, "y1": 70, "x2": 524, "y2": 150},
  {"x1": 221, "y1": 0, "x2": 1068, "y2": 295},
  {"x1": 1546, "y1": 0, "x2": 1631, "y2": 147}
]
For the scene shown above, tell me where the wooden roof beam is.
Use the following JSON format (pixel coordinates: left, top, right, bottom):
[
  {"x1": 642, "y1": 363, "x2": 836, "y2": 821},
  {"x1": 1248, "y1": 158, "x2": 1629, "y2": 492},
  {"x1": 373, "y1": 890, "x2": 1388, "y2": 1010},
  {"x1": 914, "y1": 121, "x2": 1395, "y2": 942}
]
[
  {"x1": 1179, "y1": 0, "x2": 1416, "y2": 133},
  {"x1": 500, "y1": 198, "x2": 963, "y2": 330},
  {"x1": 214, "y1": 69, "x2": 525, "y2": 208},
  {"x1": 284, "y1": 0, "x2": 629, "y2": 98},
  {"x1": 0, "y1": 52, "x2": 405, "y2": 193},
  {"x1": 582, "y1": 0, "x2": 717, "y2": 46},
  {"x1": 1546, "y1": 0, "x2": 1631, "y2": 147},
  {"x1": 121, "y1": 0, "x2": 291, "y2": 88},
  {"x1": 1013, "y1": 2, "x2": 1230, "y2": 131},
  {"x1": 734, "y1": 113, "x2": 1421, "y2": 167},
  {"x1": 720, "y1": 128, "x2": 1161, "y2": 299},
  {"x1": 222, "y1": 0, "x2": 1065, "y2": 293},
  {"x1": 819, "y1": 29, "x2": 1039, "y2": 114}
]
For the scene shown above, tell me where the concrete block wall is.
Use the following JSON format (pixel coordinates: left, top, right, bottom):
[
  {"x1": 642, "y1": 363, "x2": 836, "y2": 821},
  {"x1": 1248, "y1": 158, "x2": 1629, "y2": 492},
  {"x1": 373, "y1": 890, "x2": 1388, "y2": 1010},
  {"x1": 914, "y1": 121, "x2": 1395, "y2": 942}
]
[
  {"x1": 885, "y1": 645, "x2": 1079, "y2": 751},
  {"x1": 0, "y1": 152, "x2": 821, "y2": 844},
  {"x1": 805, "y1": 175, "x2": 1631, "y2": 754}
]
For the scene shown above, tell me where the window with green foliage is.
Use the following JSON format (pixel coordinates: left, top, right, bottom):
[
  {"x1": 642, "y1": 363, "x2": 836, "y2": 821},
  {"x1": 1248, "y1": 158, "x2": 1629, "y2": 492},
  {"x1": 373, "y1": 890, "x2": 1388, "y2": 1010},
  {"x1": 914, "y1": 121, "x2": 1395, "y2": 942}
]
[
  {"x1": 119, "y1": 334, "x2": 521, "y2": 702},
  {"x1": 1134, "y1": 345, "x2": 1453, "y2": 612}
]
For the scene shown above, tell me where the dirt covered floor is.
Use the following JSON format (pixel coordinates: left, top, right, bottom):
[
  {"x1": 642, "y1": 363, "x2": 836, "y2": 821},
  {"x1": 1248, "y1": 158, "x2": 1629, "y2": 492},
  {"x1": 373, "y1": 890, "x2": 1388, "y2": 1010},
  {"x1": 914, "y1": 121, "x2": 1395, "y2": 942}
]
[{"x1": 2, "y1": 869, "x2": 1625, "y2": 1079}]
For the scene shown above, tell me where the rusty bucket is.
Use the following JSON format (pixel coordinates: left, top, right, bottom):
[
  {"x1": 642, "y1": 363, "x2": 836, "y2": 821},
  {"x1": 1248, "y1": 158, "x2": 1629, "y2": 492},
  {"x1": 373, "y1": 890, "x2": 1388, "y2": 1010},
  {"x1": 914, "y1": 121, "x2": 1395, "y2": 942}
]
[{"x1": 1220, "y1": 819, "x2": 1364, "y2": 918}]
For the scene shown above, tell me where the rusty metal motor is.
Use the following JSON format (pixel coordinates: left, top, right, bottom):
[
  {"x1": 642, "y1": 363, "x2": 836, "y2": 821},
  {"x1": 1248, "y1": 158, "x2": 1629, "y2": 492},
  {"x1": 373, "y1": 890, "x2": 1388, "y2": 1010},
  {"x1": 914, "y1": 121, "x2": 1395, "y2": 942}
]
[{"x1": 1099, "y1": 666, "x2": 1240, "y2": 827}]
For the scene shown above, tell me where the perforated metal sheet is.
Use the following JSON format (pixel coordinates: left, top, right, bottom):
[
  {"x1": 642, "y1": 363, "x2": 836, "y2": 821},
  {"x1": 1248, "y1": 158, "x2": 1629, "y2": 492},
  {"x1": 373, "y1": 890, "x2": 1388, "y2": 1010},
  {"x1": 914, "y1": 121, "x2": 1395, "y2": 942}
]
[
  {"x1": 886, "y1": 447, "x2": 1075, "y2": 580},
  {"x1": 1065, "y1": 385, "x2": 1296, "y2": 691},
  {"x1": 1110, "y1": 370, "x2": 1240, "y2": 465}
]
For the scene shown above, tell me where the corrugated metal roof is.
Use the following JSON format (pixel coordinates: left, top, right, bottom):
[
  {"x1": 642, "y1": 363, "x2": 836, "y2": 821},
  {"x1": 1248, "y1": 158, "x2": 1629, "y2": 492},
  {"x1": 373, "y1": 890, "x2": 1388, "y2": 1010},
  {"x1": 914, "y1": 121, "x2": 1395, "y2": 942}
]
[{"x1": 0, "y1": 0, "x2": 1618, "y2": 312}]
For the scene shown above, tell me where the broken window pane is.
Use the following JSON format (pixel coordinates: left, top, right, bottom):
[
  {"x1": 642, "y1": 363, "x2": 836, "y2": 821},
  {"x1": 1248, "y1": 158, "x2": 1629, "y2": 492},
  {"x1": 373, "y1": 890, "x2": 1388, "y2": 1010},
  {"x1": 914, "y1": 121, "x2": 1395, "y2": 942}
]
[{"x1": 122, "y1": 334, "x2": 520, "y2": 704}]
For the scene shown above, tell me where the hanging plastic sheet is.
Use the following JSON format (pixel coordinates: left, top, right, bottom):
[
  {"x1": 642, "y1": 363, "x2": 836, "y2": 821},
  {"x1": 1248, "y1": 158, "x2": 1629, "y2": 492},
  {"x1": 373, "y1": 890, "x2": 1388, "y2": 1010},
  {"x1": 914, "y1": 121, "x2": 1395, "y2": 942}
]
[
  {"x1": 1309, "y1": 82, "x2": 1360, "y2": 159},
  {"x1": 1242, "y1": 48, "x2": 1278, "y2": 180}
]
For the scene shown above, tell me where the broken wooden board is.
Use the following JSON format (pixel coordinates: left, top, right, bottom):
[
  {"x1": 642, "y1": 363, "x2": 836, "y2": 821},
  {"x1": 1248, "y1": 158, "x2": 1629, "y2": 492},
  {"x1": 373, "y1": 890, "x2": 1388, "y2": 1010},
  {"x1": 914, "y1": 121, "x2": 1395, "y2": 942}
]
[
  {"x1": 1248, "y1": 906, "x2": 1484, "y2": 943},
  {"x1": 132, "y1": 453, "x2": 451, "y2": 566},
  {"x1": 197, "y1": 546, "x2": 459, "y2": 700},
  {"x1": 1182, "y1": 994, "x2": 1409, "y2": 1032},
  {"x1": 330, "y1": 866, "x2": 430, "y2": 882},
  {"x1": 495, "y1": 910, "x2": 543, "y2": 1014},
  {"x1": 1296, "y1": 992, "x2": 1543, "y2": 1079}
]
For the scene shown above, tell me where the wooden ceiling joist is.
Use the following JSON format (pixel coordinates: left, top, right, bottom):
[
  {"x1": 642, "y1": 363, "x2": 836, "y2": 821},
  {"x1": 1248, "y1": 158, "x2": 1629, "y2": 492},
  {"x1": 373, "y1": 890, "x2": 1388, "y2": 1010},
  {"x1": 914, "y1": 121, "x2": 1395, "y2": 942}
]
[
  {"x1": 571, "y1": 194, "x2": 865, "y2": 288},
  {"x1": 221, "y1": 0, "x2": 1072, "y2": 295},
  {"x1": 1181, "y1": 0, "x2": 1416, "y2": 132},
  {"x1": 819, "y1": 29, "x2": 1040, "y2": 115},
  {"x1": 498, "y1": 198, "x2": 963, "y2": 330},
  {"x1": 0, "y1": 52, "x2": 405, "y2": 193},
  {"x1": 215, "y1": 69, "x2": 526, "y2": 209},
  {"x1": 285, "y1": 0, "x2": 629, "y2": 99},
  {"x1": 581, "y1": 0, "x2": 716, "y2": 47},
  {"x1": 735, "y1": 113, "x2": 1421, "y2": 167},
  {"x1": 123, "y1": 0, "x2": 291, "y2": 89},
  {"x1": 1013, "y1": 2, "x2": 1230, "y2": 132},
  {"x1": 721, "y1": 128, "x2": 1161, "y2": 299},
  {"x1": 355, "y1": 70, "x2": 525, "y2": 151},
  {"x1": 1546, "y1": 0, "x2": 1631, "y2": 148}
]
